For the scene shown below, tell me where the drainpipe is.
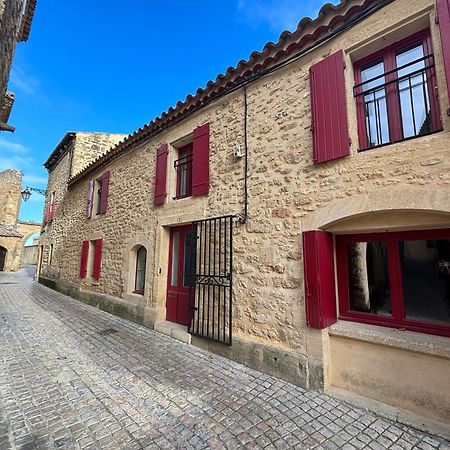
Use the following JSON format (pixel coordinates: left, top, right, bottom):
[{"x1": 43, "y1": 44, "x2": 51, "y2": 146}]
[{"x1": 0, "y1": 122, "x2": 15, "y2": 132}]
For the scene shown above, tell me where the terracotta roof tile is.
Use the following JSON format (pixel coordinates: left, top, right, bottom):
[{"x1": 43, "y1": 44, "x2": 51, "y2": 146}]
[{"x1": 0, "y1": 223, "x2": 23, "y2": 238}]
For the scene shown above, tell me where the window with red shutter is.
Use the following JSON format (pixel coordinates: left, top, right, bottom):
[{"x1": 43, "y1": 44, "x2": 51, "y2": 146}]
[
  {"x1": 99, "y1": 171, "x2": 110, "y2": 214},
  {"x1": 92, "y1": 239, "x2": 103, "y2": 281},
  {"x1": 437, "y1": 0, "x2": 450, "y2": 114},
  {"x1": 192, "y1": 123, "x2": 210, "y2": 196},
  {"x1": 310, "y1": 50, "x2": 350, "y2": 164},
  {"x1": 302, "y1": 230, "x2": 337, "y2": 329},
  {"x1": 80, "y1": 240, "x2": 89, "y2": 278},
  {"x1": 87, "y1": 180, "x2": 94, "y2": 218},
  {"x1": 154, "y1": 143, "x2": 168, "y2": 205},
  {"x1": 354, "y1": 30, "x2": 442, "y2": 150},
  {"x1": 174, "y1": 143, "x2": 193, "y2": 199}
]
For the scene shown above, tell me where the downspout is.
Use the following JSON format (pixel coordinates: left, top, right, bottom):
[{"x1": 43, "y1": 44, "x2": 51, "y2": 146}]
[{"x1": 239, "y1": 84, "x2": 249, "y2": 225}]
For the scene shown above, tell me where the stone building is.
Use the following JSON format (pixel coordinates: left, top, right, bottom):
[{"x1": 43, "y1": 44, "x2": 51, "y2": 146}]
[
  {"x1": 37, "y1": 132, "x2": 128, "y2": 275},
  {"x1": 39, "y1": 0, "x2": 450, "y2": 426},
  {"x1": 0, "y1": 169, "x2": 40, "y2": 270},
  {"x1": 0, "y1": 0, "x2": 37, "y2": 132}
]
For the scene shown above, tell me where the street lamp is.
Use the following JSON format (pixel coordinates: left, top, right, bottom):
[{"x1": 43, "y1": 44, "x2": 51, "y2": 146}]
[{"x1": 21, "y1": 186, "x2": 46, "y2": 202}]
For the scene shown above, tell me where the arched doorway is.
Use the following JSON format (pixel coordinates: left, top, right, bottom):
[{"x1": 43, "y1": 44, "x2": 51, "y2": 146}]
[{"x1": 0, "y1": 246, "x2": 7, "y2": 271}]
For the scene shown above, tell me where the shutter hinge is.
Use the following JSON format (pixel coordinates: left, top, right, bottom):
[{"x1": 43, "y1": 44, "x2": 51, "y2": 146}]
[
  {"x1": 435, "y1": 9, "x2": 439, "y2": 24},
  {"x1": 349, "y1": 137, "x2": 352, "y2": 147},
  {"x1": 343, "y1": 60, "x2": 347, "y2": 70}
]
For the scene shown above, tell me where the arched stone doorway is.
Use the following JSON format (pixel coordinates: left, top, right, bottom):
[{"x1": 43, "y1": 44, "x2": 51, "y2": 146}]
[{"x1": 0, "y1": 246, "x2": 7, "y2": 271}]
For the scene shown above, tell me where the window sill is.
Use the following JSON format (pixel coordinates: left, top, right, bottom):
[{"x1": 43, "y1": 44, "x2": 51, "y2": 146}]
[
  {"x1": 358, "y1": 128, "x2": 443, "y2": 153},
  {"x1": 80, "y1": 277, "x2": 99, "y2": 286},
  {"x1": 172, "y1": 195, "x2": 193, "y2": 201},
  {"x1": 329, "y1": 321, "x2": 450, "y2": 359}
]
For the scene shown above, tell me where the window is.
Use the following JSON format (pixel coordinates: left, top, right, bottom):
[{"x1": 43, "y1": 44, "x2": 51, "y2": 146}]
[
  {"x1": 87, "y1": 172, "x2": 110, "y2": 217},
  {"x1": 95, "y1": 177, "x2": 102, "y2": 215},
  {"x1": 134, "y1": 246, "x2": 147, "y2": 294},
  {"x1": 354, "y1": 29, "x2": 442, "y2": 151},
  {"x1": 45, "y1": 191, "x2": 56, "y2": 223},
  {"x1": 174, "y1": 143, "x2": 193, "y2": 199},
  {"x1": 49, "y1": 244, "x2": 54, "y2": 266},
  {"x1": 153, "y1": 123, "x2": 210, "y2": 205},
  {"x1": 336, "y1": 229, "x2": 450, "y2": 337},
  {"x1": 80, "y1": 239, "x2": 103, "y2": 281}
]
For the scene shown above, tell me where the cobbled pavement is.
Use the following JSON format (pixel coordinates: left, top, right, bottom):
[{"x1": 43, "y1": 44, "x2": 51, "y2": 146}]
[{"x1": 0, "y1": 267, "x2": 449, "y2": 450}]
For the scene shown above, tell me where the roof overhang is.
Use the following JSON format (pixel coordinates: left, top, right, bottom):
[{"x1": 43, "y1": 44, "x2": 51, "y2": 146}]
[
  {"x1": 43, "y1": 132, "x2": 76, "y2": 170},
  {"x1": 18, "y1": 0, "x2": 37, "y2": 42},
  {"x1": 0, "y1": 93, "x2": 15, "y2": 132}
]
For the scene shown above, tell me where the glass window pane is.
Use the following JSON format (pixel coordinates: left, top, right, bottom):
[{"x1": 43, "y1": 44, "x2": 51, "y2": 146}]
[
  {"x1": 171, "y1": 232, "x2": 179, "y2": 286},
  {"x1": 400, "y1": 239, "x2": 450, "y2": 325},
  {"x1": 183, "y1": 230, "x2": 196, "y2": 287},
  {"x1": 396, "y1": 44, "x2": 431, "y2": 138},
  {"x1": 347, "y1": 242, "x2": 391, "y2": 315},
  {"x1": 135, "y1": 247, "x2": 146, "y2": 292},
  {"x1": 180, "y1": 165, "x2": 187, "y2": 197},
  {"x1": 361, "y1": 61, "x2": 390, "y2": 147}
]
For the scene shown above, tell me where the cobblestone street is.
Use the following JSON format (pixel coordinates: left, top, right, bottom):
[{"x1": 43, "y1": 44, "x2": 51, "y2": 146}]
[{"x1": 0, "y1": 268, "x2": 448, "y2": 450}]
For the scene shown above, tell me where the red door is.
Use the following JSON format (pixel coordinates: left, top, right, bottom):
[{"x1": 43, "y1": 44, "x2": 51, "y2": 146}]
[{"x1": 166, "y1": 225, "x2": 196, "y2": 326}]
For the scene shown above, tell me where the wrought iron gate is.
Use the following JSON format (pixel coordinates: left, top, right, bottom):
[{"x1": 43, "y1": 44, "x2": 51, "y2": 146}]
[{"x1": 189, "y1": 215, "x2": 233, "y2": 345}]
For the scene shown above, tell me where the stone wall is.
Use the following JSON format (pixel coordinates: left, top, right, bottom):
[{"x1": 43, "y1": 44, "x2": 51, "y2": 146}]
[
  {"x1": 0, "y1": 169, "x2": 22, "y2": 224},
  {"x1": 0, "y1": 0, "x2": 23, "y2": 115},
  {"x1": 39, "y1": 0, "x2": 450, "y2": 420},
  {"x1": 70, "y1": 132, "x2": 128, "y2": 178}
]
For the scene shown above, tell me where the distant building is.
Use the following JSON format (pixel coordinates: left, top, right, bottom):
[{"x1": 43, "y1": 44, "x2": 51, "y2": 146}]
[
  {"x1": 0, "y1": 0, "x2": 37, "y2": 132},
  {"x1": 0, "y1": 169, "x2": 40, "y2": 270}
]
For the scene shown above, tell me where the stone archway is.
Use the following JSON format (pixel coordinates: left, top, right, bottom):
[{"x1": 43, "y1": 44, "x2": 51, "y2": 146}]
[
  {"x1": 302, "y1": 188, "x2": 450, "y2": 232},
  {"x1": 16, "y1": 222, "x2": 41, "y2": 267}
]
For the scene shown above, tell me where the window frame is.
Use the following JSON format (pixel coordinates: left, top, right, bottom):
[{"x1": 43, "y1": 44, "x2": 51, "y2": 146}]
[
  {"x1": 336, "y1": 228, "x2": 450, "y2": 338},
  {"x1": 354, "y1": 28, "x2": 442, "y2": 151},
  {"x1": 174, "y1": 143, "x2": 193, "y2": 200},
  {"x1": 133, "y1": 245, "x2": 147, "y2": 295}
]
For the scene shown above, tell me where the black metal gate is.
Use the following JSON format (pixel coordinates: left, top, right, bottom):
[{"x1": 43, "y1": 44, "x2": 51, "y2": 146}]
[{"x1": 189, "y1": 215, "x2": 233, "y2": 345}]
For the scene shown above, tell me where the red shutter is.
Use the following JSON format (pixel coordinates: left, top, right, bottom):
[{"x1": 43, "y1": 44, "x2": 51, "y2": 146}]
[
  {"x1": 92, "y1": 239, "x2": 103, "y2": 281},
  {"x1": 99, "y1": 171, "x2": 110, "y2": 214},
  {"x1": 51, "y1": 201, "x2": 56, "y2": 220},
  {"x1": 437, "y1": 0, "x2": 450, "y2": 114},
  {"x1": 310, "y1": 50, "x2": 350, "y2": 164},
  {"x1": 192, "y1": 123, "x2": 210, "y2": 196},
  {"x1": 80, "y1": 240, "x2": 89, "y2": 278},
  {"x1": 87, "y1": 180, "x2": 94, "y2": 217},
  {"x1": 302, "y1": 230, "x2": 337, "y2": 329},
  {"x1": 154, "y1": 144, "x2": 168, "y2": 205}
]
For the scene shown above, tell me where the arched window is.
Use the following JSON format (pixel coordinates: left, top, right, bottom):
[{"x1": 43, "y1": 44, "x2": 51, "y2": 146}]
[{"x1": 134, "y1": 246, "x2": 147, "y2": 294}]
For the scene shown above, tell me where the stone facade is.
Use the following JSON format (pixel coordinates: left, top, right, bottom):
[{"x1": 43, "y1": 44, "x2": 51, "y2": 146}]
[
  {"x1": 40, "y1": 0, "x2": 450, "y2": 425},
  {"x1": 0, "y1": 0, "x2": 36, "y2": 130},
  {"x1": 0, "y1": 169, "x2": 40, "y2": 270}
]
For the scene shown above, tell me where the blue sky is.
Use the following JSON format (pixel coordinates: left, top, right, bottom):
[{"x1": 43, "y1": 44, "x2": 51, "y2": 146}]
[{"x1": 1, "y1": 0, "x2": 330, "y2": 223}]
